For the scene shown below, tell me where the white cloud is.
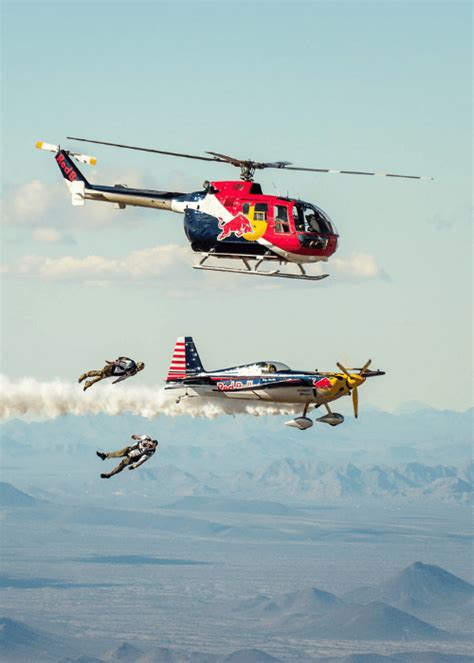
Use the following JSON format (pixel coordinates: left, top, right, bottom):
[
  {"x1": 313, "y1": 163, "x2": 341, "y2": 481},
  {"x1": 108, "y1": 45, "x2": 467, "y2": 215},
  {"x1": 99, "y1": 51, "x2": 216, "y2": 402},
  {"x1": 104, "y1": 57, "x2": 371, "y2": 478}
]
[
  {"x1": 7, "y1": 180, "x2": 51, "y2": 222},
  {"x1": 2, "y1": 170, "x2": 149, "y2": 229},
  {"x1": 31, "y1": 227, "x2": 76, "y2": 245},
  {"x1": 330, "y1": 252, "x2": 389, "y2": 281},
  {"x1": 2, "y1": 244, "x2": 190, "y2": 282},
  {"x1": 1, "y1": 245, "x2": 386, "y2": 285}
]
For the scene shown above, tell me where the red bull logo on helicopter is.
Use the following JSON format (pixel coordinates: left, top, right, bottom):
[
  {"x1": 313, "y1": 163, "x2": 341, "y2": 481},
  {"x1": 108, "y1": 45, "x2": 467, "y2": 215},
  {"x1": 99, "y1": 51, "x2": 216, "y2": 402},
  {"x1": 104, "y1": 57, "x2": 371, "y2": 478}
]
[
  {"x1": 217, "y1": 213, "x2": 253, "y2": 241},
  {"x1": 56, "y1": 153, "x2": 78, "y2": 182}
]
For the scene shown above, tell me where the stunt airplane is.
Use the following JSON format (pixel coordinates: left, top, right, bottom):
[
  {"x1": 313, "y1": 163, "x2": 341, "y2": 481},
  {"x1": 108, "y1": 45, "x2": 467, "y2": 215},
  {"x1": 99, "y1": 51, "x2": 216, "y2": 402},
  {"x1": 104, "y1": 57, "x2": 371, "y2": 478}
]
[
  {"x1": 36, "y1": 138, "x2": 432, "y2": 282},
  {"x1": 164, "y1": 337, "x2": 385, "y2": 430}
]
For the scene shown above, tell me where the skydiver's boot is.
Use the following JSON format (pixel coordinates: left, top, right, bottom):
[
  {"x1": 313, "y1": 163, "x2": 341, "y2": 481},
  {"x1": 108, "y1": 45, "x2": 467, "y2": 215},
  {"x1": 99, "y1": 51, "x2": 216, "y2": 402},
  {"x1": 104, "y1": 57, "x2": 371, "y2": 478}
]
[
  {"x1": 78, "y1": 373, "x2": 87, "y2": 384},
  {"x1": 83, "y1": 373, "x2": 107, "y2": 391},
  {"x1": 96, "y1": 451, "x2": 107, "y2": 461},
  {"x1": 100, "y1": 473, "x2": 111, "y2": 479}
]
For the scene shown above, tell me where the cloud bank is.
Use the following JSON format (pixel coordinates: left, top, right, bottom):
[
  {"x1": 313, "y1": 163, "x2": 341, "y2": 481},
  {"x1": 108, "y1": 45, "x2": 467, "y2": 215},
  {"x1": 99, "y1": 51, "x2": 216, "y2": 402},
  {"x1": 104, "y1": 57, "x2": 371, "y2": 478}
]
[
  {"x1": 1, "y1": 245, "x2": 190, "y2": 281},
  {"x1": 1, "y1": 246, "x2": 386, "y2": 283}
]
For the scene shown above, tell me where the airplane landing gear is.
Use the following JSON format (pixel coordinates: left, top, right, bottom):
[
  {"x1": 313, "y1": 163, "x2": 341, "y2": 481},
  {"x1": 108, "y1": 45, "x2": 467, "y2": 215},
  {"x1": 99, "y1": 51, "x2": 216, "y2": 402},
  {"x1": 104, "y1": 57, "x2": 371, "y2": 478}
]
[
  {"x1": 285, "y1": 402, "x2": 314, "y2": 430},
  {"x1": 316, "y1": 403, "x2": 344, "y2": 426}
]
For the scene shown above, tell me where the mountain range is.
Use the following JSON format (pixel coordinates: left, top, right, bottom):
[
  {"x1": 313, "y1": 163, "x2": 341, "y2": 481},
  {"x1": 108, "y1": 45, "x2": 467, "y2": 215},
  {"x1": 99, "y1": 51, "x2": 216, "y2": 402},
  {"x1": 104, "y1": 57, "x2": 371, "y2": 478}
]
[
  {"x1": 232, "y1": 561, "x2": 473, "y2": 642},
  {"x1": 1, "y1": 409, "x2": 472, "y2": 504}
]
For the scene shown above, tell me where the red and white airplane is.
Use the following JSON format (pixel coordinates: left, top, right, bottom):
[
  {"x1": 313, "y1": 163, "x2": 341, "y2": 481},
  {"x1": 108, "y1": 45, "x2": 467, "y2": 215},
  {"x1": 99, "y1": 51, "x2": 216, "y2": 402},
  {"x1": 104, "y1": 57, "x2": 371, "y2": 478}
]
[
  {"x1": 36, "y1": 138, "x2": 431, "y2": 282},
  {"x1": 164, "y1": 337, "x2": 385, "y2": 430}
]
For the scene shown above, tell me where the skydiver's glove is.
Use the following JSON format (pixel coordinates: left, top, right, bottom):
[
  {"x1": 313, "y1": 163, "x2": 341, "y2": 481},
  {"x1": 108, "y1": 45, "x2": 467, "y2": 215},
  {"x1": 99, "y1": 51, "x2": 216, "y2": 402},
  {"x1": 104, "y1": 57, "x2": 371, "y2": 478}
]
[{"x1": 128, "y1": 465, "x2": 136, "y2": 470}]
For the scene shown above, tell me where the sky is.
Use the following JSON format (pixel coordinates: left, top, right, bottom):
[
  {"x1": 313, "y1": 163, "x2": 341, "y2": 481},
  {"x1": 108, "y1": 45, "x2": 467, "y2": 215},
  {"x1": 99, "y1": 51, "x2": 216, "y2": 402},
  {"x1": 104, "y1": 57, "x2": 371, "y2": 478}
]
[{"x1": 1, "y1": 0, "x2": 472, "y2": 413}]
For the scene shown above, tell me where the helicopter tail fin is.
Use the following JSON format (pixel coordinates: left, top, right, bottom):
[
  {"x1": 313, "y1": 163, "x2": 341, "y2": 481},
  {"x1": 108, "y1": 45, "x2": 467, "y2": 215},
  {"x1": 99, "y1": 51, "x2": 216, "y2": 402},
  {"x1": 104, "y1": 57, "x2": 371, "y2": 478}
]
[
  {"x1": 55, "y1": 150, "x2": 90, "y2": 184},
  {"x1": 36, "y1": 142, "x2": 94, "y2": 206},
  {"x1": 166, "y1": 336, "x2": 205, "y2": 382},
  {"x1": 54, "y1": 150, "x2": 91, "y2": 206}
]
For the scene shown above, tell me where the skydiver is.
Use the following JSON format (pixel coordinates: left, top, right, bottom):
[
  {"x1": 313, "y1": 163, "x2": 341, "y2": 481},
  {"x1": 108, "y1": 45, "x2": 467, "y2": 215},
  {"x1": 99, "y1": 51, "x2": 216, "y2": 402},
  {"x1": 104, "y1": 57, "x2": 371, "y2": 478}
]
[
  {"x1": 78, "y1": 357, "x2": 145, "y2": 391},
  {"x1": 96, "y1": 434, "x2": 158, "y2": 479}
]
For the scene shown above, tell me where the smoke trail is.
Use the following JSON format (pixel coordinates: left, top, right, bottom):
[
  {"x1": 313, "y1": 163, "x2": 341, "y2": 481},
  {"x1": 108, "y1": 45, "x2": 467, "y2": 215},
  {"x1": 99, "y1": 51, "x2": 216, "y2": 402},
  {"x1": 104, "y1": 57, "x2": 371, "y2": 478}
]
[{"x1": 0, "y1": 376, "x2": 302, "y2": 421}]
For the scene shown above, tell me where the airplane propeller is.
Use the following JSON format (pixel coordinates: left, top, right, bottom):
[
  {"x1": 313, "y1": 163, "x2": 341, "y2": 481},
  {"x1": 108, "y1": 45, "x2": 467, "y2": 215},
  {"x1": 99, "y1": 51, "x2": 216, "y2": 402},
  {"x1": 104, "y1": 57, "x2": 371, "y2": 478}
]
[
  {"x1": 352, "y1": 386, "x2": 359, "y2": 419},
  {"x1": 336, "y1": 360, "x2": 372, "y2": 418}
]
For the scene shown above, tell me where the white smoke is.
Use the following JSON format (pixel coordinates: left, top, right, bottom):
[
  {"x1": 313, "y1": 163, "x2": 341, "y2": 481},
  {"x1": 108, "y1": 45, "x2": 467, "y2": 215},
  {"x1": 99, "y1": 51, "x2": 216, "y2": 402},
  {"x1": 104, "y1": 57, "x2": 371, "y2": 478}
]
[{"x1": 0, "y1": 376, "x2": 301, "y2": 421}]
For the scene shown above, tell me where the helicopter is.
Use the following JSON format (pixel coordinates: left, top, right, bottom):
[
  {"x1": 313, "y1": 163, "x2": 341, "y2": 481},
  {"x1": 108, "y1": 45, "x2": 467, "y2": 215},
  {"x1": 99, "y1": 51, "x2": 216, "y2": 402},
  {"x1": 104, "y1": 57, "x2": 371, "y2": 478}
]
[
  {"x1": 165, "y1": 336, "x2": 385, "y2": 430},
  {"x1": 36, "y1": 138, "x2": 432, "y2": 282}
]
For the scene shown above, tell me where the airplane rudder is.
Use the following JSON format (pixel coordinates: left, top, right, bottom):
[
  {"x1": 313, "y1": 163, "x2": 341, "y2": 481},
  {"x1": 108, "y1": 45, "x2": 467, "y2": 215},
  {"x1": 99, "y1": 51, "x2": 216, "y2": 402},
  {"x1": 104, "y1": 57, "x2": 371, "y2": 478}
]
[{"x1": 184, "y1": 336, "x2": 204, "y2": 373}]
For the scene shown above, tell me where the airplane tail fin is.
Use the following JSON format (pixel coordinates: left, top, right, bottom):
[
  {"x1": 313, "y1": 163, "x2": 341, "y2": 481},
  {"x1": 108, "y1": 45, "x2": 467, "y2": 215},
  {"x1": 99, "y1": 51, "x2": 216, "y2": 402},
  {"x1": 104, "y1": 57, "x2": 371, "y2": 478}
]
[{"x1": 166, "y1": 336, "x2": 205, "y2": 382}]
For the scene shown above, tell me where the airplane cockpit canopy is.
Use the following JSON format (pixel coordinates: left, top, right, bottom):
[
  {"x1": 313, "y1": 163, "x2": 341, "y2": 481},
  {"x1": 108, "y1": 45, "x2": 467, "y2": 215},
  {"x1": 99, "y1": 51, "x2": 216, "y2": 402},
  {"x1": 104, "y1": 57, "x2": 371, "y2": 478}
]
[
  {"x1": 257, "y1": 361, "x2": 291, "y2": 373},
  {"x1": 222, "y1": 361, "x2": 292, "y2": 375}
]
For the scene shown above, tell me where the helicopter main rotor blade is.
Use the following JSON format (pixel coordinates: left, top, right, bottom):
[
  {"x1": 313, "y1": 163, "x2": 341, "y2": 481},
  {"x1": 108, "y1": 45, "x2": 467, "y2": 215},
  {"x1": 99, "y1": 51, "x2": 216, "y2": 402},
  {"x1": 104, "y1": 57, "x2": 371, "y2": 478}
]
[
  {"x1": 67, "y1": 138, "x2": 433, "y2": 180},
  {"x1": 283, "y1": 165, "x2": 433, "y2": 180},
  {"x1": 206, "y1": 151, "x2": 292, "y2": 170},
  {"x1": 67, "y1": 137, "x2": 227, "y2": 164},
  {"x1": 205, "y1": 151, "x2": 247, "y2": 166}
]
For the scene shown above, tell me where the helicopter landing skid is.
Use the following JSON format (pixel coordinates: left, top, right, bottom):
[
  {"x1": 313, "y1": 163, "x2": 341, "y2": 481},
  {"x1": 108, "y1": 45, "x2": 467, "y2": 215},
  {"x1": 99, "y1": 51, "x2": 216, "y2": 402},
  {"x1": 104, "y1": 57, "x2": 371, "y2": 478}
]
[{"x1": 193, "y1": 253, "x2": 329, "y2": 282}]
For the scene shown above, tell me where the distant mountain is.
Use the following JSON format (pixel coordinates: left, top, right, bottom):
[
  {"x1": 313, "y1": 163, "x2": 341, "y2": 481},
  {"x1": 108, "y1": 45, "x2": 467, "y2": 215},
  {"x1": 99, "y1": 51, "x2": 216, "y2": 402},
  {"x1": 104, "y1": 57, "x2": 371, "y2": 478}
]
[
  {"x1": 0, "y1": 482, "x2": 37, "y2": 507},
  {"x1": 391, "y1": 654, "x2": 474, "y2": 663},
  {"x1": 59, "y1": 656, "x2": 105, "y2": 663},
  {"x1": 294, "y1": 600, "x2": 451, "y2": 641},
  {"x1": 343, "y1": 561, "x2": 474, "y2": 621},
  {"x1": 258, "y1": 586, "x2": 344, "y2": 621},
  {"x1": 282, "y1": 586, "x2": 343, "y2": 611},
  {"x1": 2, "y1": 406, "x2": 472, "y2": 472},
  {"x1": 167, "y1": 496, "x2": 301, "y2": 516},
  {"x1": 100, "y1": 641, "x2": 144, "y2": 662},
  {"x1": 0, "y1": 616, "x2": 78, "y2": 662},
  {"x1": 222, "y1": 650, "x2": 283, "y2": 663},
  {"x1": 317, "y1": 655, "x2": 396, "y2": 663},
  {"x1": 317, "y1": 652, "x2": 474, "y2": 662},
  {"x1": 236, "y1": 594, "x2": 280, "y2": 618},
  {"x1": 229, "y1": 459, "x2": 472, "y2": 503},
  {"x1": 1, "y1": 410, "x2": 472, "y2": 504},
  {"x1": 101, "y1": 641, "x2": 223, "y2": 662},
  {"x1": 235, "y1": 563, "x2": 468, "y2": 642}
]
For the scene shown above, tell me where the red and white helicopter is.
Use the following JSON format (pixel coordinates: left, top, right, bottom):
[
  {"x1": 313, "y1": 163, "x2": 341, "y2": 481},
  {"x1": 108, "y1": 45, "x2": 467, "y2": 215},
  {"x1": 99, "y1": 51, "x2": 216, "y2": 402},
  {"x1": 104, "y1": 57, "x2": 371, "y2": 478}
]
[
  {"x1": 36, "y1": 138, "x2": 432, "y2": 282},
  {"x1": 165, "y1": 337, "x2": 385, "y2": 430}
]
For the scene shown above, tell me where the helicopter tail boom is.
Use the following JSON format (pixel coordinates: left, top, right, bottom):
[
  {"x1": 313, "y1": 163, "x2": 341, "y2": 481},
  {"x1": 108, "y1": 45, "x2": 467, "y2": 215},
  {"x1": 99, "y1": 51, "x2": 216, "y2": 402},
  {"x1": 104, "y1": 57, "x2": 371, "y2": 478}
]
[{"x1": 36, "y1": 141, "x2": 186, "y2": 211}]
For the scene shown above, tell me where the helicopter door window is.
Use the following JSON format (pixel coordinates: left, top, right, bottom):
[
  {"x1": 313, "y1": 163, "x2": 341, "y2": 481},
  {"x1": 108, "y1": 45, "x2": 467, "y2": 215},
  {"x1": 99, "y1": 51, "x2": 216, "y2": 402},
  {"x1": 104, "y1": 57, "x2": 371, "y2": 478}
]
[
  {"x1": 274, "y1": 205, "x2": 290, "y2": 233},
  {"x1": 293, "y1": 204, "x2": 305, "y2": 231},
  {"x1": 254, "y1": 203, "x2": 267, "y2": 221}
]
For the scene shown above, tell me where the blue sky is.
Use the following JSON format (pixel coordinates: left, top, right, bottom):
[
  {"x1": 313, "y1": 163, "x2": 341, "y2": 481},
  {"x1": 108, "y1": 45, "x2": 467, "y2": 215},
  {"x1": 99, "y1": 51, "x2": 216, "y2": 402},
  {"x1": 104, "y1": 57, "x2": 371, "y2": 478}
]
[{"x1": 1, "y1": 1, "x2": 472, "y2": 412}]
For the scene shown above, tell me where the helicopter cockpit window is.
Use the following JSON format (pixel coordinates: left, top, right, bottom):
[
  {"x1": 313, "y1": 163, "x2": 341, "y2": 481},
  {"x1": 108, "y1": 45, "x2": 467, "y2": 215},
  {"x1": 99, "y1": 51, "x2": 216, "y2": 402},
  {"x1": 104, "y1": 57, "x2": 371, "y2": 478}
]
[
  {"x1": 274, "y1": 205, "x2": 290, "y2": 233},
  {"x1": 254, "y1": 203, "x2": 267, "y2": 221},
  {"x1": 242, "y1": 202, "x2": 250, "y2": 215},
  {"x1": 301, "y1": 204, "x2": 332, "y2": 234}
]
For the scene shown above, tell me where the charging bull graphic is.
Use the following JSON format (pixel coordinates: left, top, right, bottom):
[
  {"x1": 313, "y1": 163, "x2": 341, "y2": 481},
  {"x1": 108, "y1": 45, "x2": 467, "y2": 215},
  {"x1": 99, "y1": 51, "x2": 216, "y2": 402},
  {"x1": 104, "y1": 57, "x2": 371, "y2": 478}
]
[
  {"x1": 217, "y1": 213, "x2": 254, "y2": 241},
  {"x1": 313, "y1": 377, "x2": 334, "y2": 393}
]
